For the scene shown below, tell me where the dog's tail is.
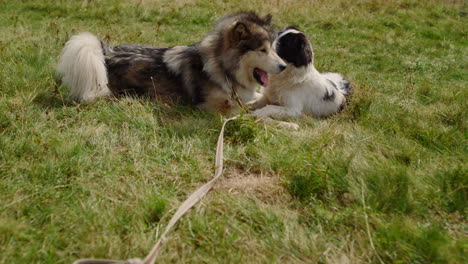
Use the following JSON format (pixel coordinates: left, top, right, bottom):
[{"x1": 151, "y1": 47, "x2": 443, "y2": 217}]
[{"x1": 57, "y1": 32, "x2": 111, "y2": 103}]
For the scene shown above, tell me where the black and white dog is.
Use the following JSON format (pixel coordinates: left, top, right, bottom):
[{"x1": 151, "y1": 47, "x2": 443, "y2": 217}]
[{"x1": 250, "y1": 26, "x2": 351, "y2": 119}]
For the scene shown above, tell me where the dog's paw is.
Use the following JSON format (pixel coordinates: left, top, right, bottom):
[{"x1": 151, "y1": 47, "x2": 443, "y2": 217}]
[
  {"x1": 246, "y1": 99, "x2": 266, "y2": 111},
  {"x1": 278, "y1": 121, "x2": 300, "y2": 130},
  {"x1": 251, "y1": 107, "x2": 270, "y2": 118},
  {"x1": 245, "y1": 100, "x2": 258, "y2": 111},
  {"x1": 254, "y1": 116, "x2": 300, "y2": 130}
]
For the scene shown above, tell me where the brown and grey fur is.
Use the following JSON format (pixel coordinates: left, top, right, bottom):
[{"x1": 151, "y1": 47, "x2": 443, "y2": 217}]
[{"x1": 57, "y1": 12, "x2": 286, "y2": 114}]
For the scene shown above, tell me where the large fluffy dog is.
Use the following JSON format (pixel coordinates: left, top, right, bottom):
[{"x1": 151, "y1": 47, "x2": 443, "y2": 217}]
[
  {"x1": 57, "y1": 12, "x2": 286, "y2": 114},
  {"x1": 250, "y1": 26, "x2": 351, "y2": 119}
]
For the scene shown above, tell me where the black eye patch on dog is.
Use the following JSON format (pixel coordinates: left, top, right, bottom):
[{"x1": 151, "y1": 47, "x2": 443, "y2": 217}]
[{"x1": 276, "y1": 32, "x2": 312, "y2": 67}]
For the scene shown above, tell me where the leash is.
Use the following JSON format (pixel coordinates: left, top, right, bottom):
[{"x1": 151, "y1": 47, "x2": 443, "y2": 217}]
[
  {"x1": 73, "y1": 115, "x2": 239, "y2": 264},
  {"x1": 224, "y1": 75, "x2": 248, "y2": 112},
  {"x1": 73, "y1": 76, "x2": 248, "y2": 264}
]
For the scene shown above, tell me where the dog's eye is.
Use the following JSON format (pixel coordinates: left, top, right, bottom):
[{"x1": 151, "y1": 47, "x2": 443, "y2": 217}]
[{"x1": 260, "y1": 48, "x2": 267, "y2": 53}]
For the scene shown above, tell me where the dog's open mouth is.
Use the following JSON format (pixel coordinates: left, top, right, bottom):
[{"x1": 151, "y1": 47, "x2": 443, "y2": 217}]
[{"x1": 253, "y1": 68, "x2": 269, "y2": 87}]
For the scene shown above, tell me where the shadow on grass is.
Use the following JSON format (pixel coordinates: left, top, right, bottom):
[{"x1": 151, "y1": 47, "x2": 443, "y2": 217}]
[
  {"x1": 32, "y1": 81, "x2": 72, "y2": 109},
  {"x1": 33, "y1": 91, "x2": 70, "y2": 109}
]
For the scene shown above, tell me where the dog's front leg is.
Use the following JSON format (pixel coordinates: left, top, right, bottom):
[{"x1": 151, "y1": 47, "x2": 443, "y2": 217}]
[
  {"x1": 246, "y1": 94, "x2": 268, "y2": 110},
  {"x1": 260, "y1": 117, "x2": 300, "y2": 130},
  {"x1": 251, "y1": 105, "x2": 301, "y2": 119}
]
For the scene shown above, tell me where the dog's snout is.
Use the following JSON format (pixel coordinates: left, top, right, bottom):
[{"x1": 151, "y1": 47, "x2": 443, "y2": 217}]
[{"x1": 278, "y1": 64, "x2": 287, "y2": 72}]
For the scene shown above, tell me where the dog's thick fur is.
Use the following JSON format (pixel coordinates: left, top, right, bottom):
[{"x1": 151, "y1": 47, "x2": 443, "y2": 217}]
[
  {"x1": 57, "y1": 12, "x2": 286, "y2": 114},
  {"x1": 250, "y1": 26, "x2": 351, "y2": 119}
]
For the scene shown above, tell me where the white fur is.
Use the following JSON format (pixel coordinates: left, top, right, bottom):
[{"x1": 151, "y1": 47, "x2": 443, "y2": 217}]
[
  {"x1": 251, "y1": 30, "x2": 350, "y2": 120},
  {"x1": 57, "y1": 32, "x2": 111, "y2": 103},
  {"x1": 252, "y1": 65, "x2": 348, "y2": 119}
]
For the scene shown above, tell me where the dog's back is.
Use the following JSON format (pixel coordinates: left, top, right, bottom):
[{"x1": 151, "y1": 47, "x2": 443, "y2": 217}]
[{"x1": 321, "y1": 72, "x2": 352, "y2": 98}]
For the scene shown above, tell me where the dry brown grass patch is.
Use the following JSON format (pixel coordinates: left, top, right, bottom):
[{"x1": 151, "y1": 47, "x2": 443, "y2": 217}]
[{"x1": 214, "y1": 169, "x2": 290, "y2": 204}]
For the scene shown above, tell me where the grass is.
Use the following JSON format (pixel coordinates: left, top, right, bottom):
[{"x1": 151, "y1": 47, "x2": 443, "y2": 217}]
[{"x1": 0, "y1": 0, "x2": 467, "y2": 263}]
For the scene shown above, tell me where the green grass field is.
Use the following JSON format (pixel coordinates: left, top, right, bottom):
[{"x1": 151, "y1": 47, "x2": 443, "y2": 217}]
[{"x1": 0, "y1": 0, "x2": 466, "y2": 263}]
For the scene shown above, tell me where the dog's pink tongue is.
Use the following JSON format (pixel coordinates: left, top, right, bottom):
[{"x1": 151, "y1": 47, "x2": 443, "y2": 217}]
[{"x1": 259, "y1": 69, "x2": 269, "y2": 87}]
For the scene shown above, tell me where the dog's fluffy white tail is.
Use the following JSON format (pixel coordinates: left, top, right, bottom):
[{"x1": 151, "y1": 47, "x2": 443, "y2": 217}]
[{"x1": 57, "y1": 32, "x2": 111, "y2": 103}]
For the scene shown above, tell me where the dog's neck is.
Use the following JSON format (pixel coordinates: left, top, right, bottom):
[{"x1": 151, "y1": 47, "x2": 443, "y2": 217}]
[
  {"x1": 223, "y1": 71, "x2": 256, "y2": 103},
  {"x1": 197, "y1": 37, "x2": 230, "y2": 88}
]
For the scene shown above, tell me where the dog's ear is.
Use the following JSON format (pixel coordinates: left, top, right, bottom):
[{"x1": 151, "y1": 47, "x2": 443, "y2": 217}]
[
  {"x1": 297, "y1": 36, "x2": 313, "y2": 66},
  {"x1": 232, "y1": 22, "x2": 250, "y2": 42},
  {"x1": 302, "y1": 44, "x2": 312, "y2": 65},
  {"x1": 263, "y1": 14, "x2": 272, "y2": 24}
]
